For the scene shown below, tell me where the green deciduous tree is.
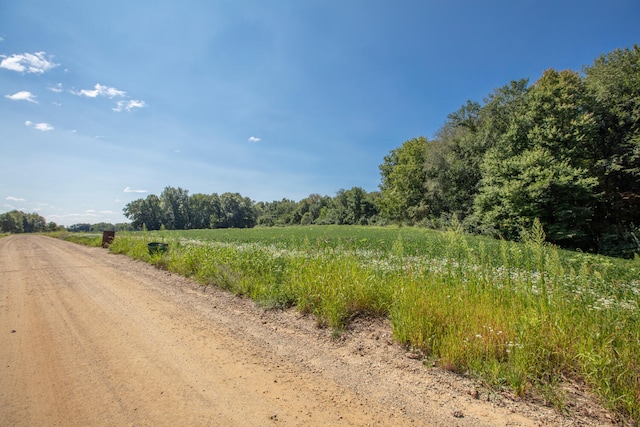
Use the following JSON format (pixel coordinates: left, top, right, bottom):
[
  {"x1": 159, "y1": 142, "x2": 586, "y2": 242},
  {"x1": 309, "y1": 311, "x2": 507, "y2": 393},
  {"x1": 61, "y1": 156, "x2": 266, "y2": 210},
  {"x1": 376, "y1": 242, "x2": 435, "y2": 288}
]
[
  {"x1": 475, "y1": 69, "x2": 601, "y2": 246},
  {"x1": 475, "y1": 147, "x2": 599, "y2": 244},
  {"x1": 378, "y1": 136, "x2": 428, "y2": 223},
  {"x1": 585, "y1": 45, "x2": 640, "y2": 234},
  {"x1": 0, "y1": 210, "x2": 48, "y2": 233},
  {"x1": 217, "y1": 192, "x2": 256, "y2": 228},
  {"x1": 189, "y1": 193, "x2": 221, "y2": 229},
  {"x1": 123, "y1": 194, "x2": 163, "y2": 230},
  {"x1": 423, "y1": 101, "x2": 483, "y2": 219},
  {"x1": 255, "y1": 198, "x2": 298, "y2": 226},
  {"x1": 160, "y1": 186, "x2": 190, "y2": 230}
]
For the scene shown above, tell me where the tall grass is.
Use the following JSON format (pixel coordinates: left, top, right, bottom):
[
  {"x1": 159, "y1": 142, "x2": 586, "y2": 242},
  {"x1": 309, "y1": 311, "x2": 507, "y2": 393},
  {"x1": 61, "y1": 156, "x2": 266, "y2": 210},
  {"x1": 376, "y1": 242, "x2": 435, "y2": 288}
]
[
  {"x1": 55, "y1": 232, "x2": 103, "y2": 246},
  {"x1": 105, "y1": 224, "x2": 639, "y2": 423}
]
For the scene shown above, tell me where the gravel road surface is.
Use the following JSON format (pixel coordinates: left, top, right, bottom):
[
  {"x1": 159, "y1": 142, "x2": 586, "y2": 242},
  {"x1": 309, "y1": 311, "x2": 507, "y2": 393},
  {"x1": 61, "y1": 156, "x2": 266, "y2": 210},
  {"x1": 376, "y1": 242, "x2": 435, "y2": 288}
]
[{"x1": 0, "y1": 235, "x2": 613, "y2": 426}]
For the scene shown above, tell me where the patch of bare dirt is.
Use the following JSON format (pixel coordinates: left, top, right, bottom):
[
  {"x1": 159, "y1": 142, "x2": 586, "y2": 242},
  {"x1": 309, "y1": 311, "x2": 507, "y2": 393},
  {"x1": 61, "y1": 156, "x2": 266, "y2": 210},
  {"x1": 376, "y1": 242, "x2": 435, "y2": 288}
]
[{"x1": 0, "y1": 235, "x2": 616, "y2": 426}]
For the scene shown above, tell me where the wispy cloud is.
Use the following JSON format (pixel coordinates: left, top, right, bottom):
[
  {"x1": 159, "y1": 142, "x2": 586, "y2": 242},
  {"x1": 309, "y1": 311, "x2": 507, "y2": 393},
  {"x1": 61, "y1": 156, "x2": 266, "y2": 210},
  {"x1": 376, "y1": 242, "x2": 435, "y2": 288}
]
[
  {"x1": 74, "y1": 83, "x2": 126, "y2": 98},
  {"x1": 5, "y1": 91, "x2": 38, "y2": 103},
  {"x1": 49, "y1": 83, "x2": 63, "y2": 93},
  {"x1": 48, "y1": 212, "x2": 99, "y2": 222},
  {"x1": 25, "y1": 120, "x2": 54, "y2": 131},
  {"x1": 0, "y1": 51, "x2": 59, "y2": 74},
  {"x1": 113, "y1": 99, "x2": 146, "y2": 112},
  {"x1": 248, "y1": 136, "x2": 262, "y2": 143},
  {"x1": 6, "y1": 196, "x2": 26, "y2": 202},
  {"x1": 123, "y1": 187, "x2": 147, "y2": 193}
]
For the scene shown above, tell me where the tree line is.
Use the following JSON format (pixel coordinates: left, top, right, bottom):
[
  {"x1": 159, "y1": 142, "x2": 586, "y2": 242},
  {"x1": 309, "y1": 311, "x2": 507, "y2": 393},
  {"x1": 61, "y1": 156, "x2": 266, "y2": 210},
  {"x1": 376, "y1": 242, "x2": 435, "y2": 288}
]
[
  {"x1": 122, "y1": 186, "x2": 381, "y2": 231},
  {"x1": 0, "y1": 210, "x2": 61, "y2": 233},
  {"x1": 378, "y1": 45, "x2": 639, "y2": 257}
]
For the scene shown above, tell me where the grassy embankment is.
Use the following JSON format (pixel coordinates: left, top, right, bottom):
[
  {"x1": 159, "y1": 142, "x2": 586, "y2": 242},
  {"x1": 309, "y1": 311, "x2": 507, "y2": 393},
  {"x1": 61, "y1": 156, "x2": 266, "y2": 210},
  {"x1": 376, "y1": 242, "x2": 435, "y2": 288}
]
[{"x1": 68, "y1": 224, "x2": 639, "y2": 423}]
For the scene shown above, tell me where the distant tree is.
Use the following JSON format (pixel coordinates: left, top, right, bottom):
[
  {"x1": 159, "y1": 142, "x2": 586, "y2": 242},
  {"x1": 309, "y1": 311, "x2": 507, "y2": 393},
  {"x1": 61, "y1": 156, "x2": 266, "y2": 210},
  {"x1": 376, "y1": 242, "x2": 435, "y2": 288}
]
[
  {"x1": 68, "y1": 223, "x2": 91, "y2": 232},
  {"x1": 0, "y1": 211, "x2": 25, "y2": 233},
  {"x1": 141, "y1": 195, "x2": 163, "y2": 230},
  {"x1": 189, "y1": 193, "x2": 221, "y2": 229},
  {"x1": 256, "y1": 198, "x2": 297, "y2": 226},
  {"x1": 123, "y1": 194, "x2": 163, "y2": 230},
  {"x1": 332, "y1": 187, "x2": 377, "y2": 225},
  {"x1": 0, "y1": 211, "x2": 48, "y2": 233},
  {"x1": 378, "y1": 136, "x2": 429, "y2": 223},
  {"x1": 90, "y1": 222, "x2": 115, "y2": 232},
  {"x1": 23, "y1": 212, "x2": 47, "y2": 232},
  {"x1": 290, "y1": 194, "x2": 332, "y2": 225},
  {"x1": 257, "y1": 198, "x2": 298, "y2": 226},
  {"x1": 47, "y1": 221, "x2": 63, "y2": 232},
  {"x1": 217, "y1": 192, "x2": 256, "y2": 228},
  {"x1": 160, "y1": 186, "x2": 190, "y2": 230}
]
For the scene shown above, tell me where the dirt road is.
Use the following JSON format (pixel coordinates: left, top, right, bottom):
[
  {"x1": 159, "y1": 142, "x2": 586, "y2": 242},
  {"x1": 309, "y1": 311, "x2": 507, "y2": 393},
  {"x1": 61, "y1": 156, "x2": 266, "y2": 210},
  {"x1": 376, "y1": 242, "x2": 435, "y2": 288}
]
[{"x1": 0, "y1": 235, "x2": 612, "y2": 426}]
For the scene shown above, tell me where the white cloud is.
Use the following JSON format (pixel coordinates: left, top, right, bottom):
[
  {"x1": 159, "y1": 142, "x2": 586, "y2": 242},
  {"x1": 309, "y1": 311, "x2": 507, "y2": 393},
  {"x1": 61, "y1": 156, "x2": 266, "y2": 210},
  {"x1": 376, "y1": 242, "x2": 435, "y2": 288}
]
[
  {"x1": 48, "y1": 212, "x2": 99, "y2": 222},
  {"x1": 123, "y1": 187, "x2": 147, "y2": 193},
  {"x1": 36, "y1": 123, "x2": 54, "y2": 131},
  {"x1": 248, "y1": 136, "x2": 262, "y2": 143},
  {"x1": 86, "y1": 209, "x2": 96, "y2": 213},
  {"x1": 5, "y1": 91, "x2": 38, "y2": 103},
  {"x1": 25, "y1": 121, "x2": 54, "y2": 131},
  {"x1": 49, "y1": 83, "x2": 63, "y2": 93},
  {"x1": 0, "y1": 51, "x2": 59, "y2": 74},
  {"x1": 74, "y1": 83, "x2": 126, "y2": 98},
  {"x1": 6, "y1": 196, "x2": 26, "y2": 202},
  {"x1": 113, "y1": 99, "x2": 146, "y2": 112}
]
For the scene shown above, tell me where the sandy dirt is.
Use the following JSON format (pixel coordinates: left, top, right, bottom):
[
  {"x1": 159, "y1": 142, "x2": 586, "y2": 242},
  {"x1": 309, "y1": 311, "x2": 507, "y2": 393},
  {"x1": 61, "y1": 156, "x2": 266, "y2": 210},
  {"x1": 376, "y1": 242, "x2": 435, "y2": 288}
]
[{"x1": 0, "y1": 235, "x2": 616, "y2": 426}]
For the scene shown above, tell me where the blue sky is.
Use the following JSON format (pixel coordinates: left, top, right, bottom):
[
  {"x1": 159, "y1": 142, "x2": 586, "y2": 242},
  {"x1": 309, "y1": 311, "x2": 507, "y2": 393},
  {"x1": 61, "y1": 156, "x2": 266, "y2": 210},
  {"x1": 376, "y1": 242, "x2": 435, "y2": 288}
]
[{"x1": 1, "y1": 1, "x2": 638, "y2": 226}]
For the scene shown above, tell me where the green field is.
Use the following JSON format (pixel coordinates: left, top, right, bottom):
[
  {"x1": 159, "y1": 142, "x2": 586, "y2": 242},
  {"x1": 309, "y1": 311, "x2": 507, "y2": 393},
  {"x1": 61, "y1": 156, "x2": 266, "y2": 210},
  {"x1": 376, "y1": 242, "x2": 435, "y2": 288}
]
[{"x1": 92, "y1": 224, "x2": 638, "y2": 422}]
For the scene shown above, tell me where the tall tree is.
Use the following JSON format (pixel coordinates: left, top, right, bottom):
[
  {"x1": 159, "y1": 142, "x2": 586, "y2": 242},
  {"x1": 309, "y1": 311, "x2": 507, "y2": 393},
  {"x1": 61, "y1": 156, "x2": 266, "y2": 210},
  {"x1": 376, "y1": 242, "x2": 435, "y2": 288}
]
[
  {"x1": 256, "y1": 198, "x2": 298, "y2": 226},
  {"x1": 476, "y1": 69, "x2": 600, "y2": 245},
  {"x1": 218, "y1": 192, "x2": 256, "y2": 228},
  {"x1": 160, "y1": 186, "x2": 190, "y2": 230},
  {"x1": 0, "y1": 211, "x2": 24, "y2": 233},
  {"x1": 189, "y1": 193, "x2": 221, "y2": 229},
  {"x1": 584, "y1": 45, "x2": 640, "y2": 233},
  {"x1": 0, "y1": 211, "x2": 47, "y2": 233},
  {"x1": 378, "y1": 136, "x2": 429, "y2": 223},
  {"x1": 475, "y1": 147, "x2": 599, "y2": 243},
  {"x1": 423, "y1": 101, "x2": 483, "y2": 219}
]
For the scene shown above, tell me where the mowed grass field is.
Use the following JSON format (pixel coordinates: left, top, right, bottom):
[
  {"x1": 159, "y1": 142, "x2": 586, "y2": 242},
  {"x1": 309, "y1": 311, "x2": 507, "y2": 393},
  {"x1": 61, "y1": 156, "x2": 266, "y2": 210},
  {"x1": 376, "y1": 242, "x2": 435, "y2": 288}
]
[{"x1": 68, "y1": 225, "x2": 639, "y2": 423}]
